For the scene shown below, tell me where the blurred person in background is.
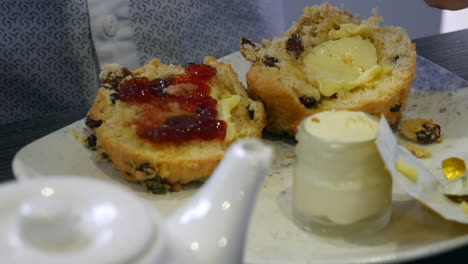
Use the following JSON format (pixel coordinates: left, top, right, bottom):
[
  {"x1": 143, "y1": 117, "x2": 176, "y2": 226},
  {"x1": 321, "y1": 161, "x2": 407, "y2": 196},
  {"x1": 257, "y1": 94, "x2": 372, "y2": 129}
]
[{"x1": 0, "y1": 0, "x2": 283, "y2": 125}]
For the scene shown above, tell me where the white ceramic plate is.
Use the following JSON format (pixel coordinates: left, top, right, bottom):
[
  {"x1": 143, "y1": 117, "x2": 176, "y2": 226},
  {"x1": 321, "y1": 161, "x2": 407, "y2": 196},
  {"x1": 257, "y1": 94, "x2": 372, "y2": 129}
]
[{"x1": 12, "y1": 52, "x2": 468, "y2": 264}]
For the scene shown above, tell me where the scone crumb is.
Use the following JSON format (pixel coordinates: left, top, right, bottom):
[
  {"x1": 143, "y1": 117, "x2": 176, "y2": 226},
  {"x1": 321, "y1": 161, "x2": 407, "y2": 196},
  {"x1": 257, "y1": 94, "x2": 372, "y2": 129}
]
[
  {"x1": 311, "y1": 117, "x2": 320, "y2": 123},
  {"x1": 399, "y1": 118, "x2": 441, "y2": 144},
  {"x1": 70, "y1": 128, "x2": 86, "y2": 144},
  {"x1": 460, "y1": 201, "x2": 468, "y2": 214},
  {"x1": 405, "y1": 144, "x2": 431, "y2": 158}
]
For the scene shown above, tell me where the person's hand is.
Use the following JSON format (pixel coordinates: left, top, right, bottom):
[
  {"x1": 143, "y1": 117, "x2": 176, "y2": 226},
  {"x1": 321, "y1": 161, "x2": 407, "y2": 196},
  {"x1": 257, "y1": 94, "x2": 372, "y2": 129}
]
[{"x1": 424, "y1": 0, "x2": 468, "y2": 10}]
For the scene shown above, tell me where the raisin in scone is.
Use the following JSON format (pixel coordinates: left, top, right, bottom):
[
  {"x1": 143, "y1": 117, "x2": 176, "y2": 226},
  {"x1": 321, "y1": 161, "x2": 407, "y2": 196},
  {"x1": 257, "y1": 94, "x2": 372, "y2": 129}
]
[
  {"x1": 85, "y1": 56, "x2": 266, "y2": 193},
  {"x1": 240, "y1": 3, "x2": 416, "y2": 135}
]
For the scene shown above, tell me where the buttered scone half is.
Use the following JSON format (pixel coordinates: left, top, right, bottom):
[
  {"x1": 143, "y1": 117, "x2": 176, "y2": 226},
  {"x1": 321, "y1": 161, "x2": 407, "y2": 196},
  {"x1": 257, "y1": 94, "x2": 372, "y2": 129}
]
[
  {"x1": 85, "y1": 57, "x2": 266, "y2": 193},
  {"x1": 240, "y1": 2, "x2": 416, "y2": 135}
]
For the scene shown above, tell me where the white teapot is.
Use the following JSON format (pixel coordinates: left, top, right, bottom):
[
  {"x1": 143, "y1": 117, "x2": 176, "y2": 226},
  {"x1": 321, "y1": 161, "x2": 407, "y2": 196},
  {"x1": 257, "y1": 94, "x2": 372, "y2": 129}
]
[{"x1": 0, "y1": 138, "x2": 273, "y2": 264}]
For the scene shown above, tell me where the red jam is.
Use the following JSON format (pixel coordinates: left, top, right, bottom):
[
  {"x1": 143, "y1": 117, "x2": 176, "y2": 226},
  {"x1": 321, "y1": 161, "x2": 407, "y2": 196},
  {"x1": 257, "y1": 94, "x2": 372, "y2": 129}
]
[{"x1": 118, "y1": 64, "x2": 227, "y2": 144}]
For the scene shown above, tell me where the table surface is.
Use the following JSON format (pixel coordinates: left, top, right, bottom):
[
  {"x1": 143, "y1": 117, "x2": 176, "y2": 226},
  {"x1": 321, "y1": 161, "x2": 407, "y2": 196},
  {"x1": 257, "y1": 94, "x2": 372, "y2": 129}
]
[{"x1": 1, "y1": 29, "x2": 468, "y2": 263}]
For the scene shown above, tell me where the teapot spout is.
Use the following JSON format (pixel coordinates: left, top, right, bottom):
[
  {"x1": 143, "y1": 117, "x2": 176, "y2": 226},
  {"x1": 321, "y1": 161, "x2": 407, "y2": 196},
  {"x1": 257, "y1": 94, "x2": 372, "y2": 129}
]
[{"x1": 164, "y1": 138, "x2": 273, "y2": 264}]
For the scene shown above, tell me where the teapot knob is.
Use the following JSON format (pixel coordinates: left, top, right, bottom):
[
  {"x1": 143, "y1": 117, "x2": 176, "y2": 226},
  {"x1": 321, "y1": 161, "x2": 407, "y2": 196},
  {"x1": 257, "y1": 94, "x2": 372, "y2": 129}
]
[
  {"x1": 18, "y1": 196, "x2": 80, "y2": 250},
  {"x1": 0, "y1": 177, "x2": 164, "y2": 264}
]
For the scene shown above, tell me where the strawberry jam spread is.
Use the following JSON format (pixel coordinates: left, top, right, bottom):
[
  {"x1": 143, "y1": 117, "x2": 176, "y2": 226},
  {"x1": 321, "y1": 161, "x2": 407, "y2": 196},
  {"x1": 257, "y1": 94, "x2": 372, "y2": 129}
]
[{"x1": 118, "y1": 64, "x2": 227, "y2": 144}]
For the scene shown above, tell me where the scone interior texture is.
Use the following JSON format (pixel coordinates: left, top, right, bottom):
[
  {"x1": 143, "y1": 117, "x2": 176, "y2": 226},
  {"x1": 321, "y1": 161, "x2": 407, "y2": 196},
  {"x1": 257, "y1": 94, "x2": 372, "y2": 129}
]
[
  {"x1": 86, "y1": 57, "x2": 266, "y2": 193},
  {"x1": 240, "y1": 2, "x2": 417, "y2": 135}
]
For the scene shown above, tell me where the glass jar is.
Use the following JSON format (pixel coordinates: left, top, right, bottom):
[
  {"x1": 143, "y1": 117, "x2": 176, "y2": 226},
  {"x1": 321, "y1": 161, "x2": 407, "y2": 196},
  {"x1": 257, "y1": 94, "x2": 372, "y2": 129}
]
[{"x1": 292, "y1": 111, "x2": 392, "y2": 236}]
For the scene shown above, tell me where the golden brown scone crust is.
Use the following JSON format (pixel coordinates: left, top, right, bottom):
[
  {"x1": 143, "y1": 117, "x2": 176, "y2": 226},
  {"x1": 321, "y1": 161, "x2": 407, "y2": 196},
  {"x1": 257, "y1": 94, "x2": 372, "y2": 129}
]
[
  {"x1": 96, "y1": 125, "x2": 222, "y2": 184},
  {"x1": 241, "y1": 3, "x2": 417, "y2": 135},
  {"x1": 86, "y1": 57, "x2": 266, "y2": 192}
]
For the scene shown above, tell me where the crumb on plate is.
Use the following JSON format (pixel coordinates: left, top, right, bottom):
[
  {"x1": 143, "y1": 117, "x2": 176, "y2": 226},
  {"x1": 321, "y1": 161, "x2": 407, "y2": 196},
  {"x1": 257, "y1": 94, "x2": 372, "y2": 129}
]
[
  {"x1": 399, "y1": 118, "x2": 442, "y2": 144},
  {"x1": 405, "y1": 144, "x2": 431, "y2": 158}
]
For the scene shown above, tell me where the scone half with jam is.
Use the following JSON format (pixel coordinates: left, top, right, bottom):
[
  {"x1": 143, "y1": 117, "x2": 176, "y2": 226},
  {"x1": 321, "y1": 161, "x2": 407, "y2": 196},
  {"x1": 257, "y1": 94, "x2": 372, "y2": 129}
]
[
  {"x1": 85, "y1": 57, "x2": 266, "y2": 193},
  {"x1": 240, "y1": 2, "x2": 416, "y2": 135}
]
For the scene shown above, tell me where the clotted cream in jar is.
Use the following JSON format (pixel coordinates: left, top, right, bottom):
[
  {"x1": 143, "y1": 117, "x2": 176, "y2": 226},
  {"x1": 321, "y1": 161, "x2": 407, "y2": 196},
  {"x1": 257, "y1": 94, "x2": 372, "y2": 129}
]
[{"x1": 293, "y1": 110, "x2": 392, "y2": 235}]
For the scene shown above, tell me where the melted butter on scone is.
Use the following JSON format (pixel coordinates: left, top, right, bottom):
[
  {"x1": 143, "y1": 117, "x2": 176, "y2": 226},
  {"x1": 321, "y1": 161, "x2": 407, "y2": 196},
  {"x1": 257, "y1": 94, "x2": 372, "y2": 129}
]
[
  {"x1": 218, "y1": 95, "x2": 241, "y2": 142},
  {"x1": 303, "y1": 24, "x2": 381, "y2": 97},
  {"x1": 328, "y1": 23, "x2": 371, "y2": 39}
]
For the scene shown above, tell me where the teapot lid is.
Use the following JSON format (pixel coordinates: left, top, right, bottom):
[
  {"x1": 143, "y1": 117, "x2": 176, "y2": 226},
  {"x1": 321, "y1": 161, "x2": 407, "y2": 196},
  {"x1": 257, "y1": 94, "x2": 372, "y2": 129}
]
[{"x1": 0, "y1": 176, "x2": 159, "y2": 264}]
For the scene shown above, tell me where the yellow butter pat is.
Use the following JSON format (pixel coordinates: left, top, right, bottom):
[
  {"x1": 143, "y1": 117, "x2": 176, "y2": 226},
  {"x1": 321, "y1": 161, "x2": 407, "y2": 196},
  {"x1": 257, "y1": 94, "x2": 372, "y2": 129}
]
[
  {"x1": 304, "y1": 35, "x2": 381, "y2": 97},
  {"x1": 396, "y1": 161, "x2": 418, "y2": 183},
  {"x1": 219, "y1": 95, "x2": 241, "y2": 141},
  {"x1": 460, "y1": 201, "x2": 468, "y2": 214},
  {"x1": 328, "y1": 23, "x2": 371, "y2": 39}
]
